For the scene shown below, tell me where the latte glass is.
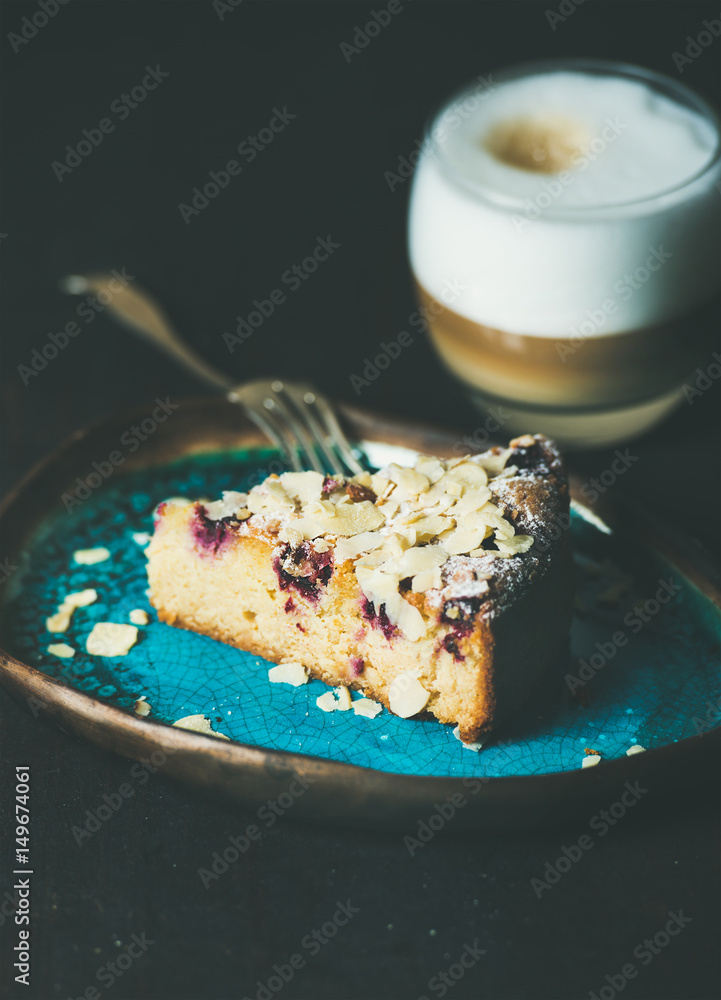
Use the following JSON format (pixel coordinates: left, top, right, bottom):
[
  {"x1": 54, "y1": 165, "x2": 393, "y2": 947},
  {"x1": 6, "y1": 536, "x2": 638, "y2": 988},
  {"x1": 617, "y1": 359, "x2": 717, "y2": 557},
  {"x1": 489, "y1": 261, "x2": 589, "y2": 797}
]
[{"x1": 408, "y1": 59, "x2": 721, "y2": 447}]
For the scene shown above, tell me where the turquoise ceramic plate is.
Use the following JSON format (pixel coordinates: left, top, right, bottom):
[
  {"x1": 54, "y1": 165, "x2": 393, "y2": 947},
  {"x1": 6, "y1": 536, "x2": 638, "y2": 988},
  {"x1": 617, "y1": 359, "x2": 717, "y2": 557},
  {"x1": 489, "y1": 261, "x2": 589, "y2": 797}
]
[{"x1": 1, "y1": 399, "x2": 719, "y2": 829}]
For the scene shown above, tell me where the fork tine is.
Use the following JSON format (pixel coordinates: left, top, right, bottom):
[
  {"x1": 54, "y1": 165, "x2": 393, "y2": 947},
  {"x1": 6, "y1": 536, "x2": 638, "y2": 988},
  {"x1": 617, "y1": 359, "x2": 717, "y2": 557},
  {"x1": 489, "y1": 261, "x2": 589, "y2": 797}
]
[
  {"x1": 229, "y1": 386, "x2": 303, "y2": 471},
  {"x1": 304, "y1": 388, "x2": 365, "y2": 476},
  {"x1": 230, "y1": 379, "x2": 365, "y2": 477},
  {"x1": 279, "y1": 383, "x2": 346, "y2": 476},
  {"x1": 263, "y1": 388, "x2": 324, "y2": 474}
]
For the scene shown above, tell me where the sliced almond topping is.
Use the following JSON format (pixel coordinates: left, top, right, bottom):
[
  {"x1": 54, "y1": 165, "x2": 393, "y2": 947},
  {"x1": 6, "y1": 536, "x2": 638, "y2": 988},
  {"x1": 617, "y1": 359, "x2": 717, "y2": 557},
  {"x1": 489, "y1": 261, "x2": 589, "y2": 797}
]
[
  {"x1": 316, "y1": 686, "x2": 352, "y2": 712},
  {"x1": 389, "y1": 673, "x2": 430, "y2": 718},
  {"x1": 172, "y1": 714, "x2": 229, "y2": 739},
  {"x1": 414, "y1": 456, "x2": 445, "y2": 484},
  {"x1": 352, "y1": 697, "x2": 383, "y2": 718},
  {"x1": 445, "y1": 462, "x2": 488, "y2": 489},
  {"x1": 413, "y1": 515, "x2": 454, "y2": 542},
  {"x1": 335, "y1": 686, "x2": 352, "y2": 711},
  {"x1": 268, "y1": 662, "x2": 309, "y2": 686},
  {"x1": 204, "y1": 491, "x2": 249, "y2": 520},
  {"x1": 48, "y1": 642, "x2": 75, "y2": 658},
  {"x1": 442, "y1": 527, "x2": 486, "y2": 556},
  {"x1": 329, "y1": 501, "x2": 385, "y2": 536},
  {"x1": 280, "y1": 471, "x2": 324, "y2": 504},
  {"x1": 86, "y1": 622, "x2": 138, "y2": 656},
  {"x1": 73, "y1": 547, "x2": 110, "y2": 565},
  {"x1": 386, "y1": 464, "x2": 430, "y2": 497}
]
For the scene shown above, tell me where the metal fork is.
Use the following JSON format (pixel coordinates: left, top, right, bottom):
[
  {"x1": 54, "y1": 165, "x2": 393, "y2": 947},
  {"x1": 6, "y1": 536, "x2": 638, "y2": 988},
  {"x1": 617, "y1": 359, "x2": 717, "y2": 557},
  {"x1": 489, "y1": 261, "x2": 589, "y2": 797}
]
[{"x1": 61, "y1": 273, "x2": 365, "y2": 476}]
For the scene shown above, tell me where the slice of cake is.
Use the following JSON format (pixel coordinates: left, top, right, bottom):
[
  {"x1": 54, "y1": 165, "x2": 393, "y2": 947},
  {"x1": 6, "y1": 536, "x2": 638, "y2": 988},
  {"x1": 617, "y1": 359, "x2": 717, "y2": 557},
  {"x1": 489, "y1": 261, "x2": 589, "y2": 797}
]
[{"x1": 146, "y1": 434, "x2": 572, "y2": 742}]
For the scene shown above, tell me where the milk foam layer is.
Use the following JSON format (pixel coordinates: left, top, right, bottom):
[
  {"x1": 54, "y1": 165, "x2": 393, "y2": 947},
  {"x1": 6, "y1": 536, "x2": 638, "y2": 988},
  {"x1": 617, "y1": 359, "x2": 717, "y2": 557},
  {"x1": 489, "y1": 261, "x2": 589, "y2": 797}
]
[{"x1": 409, "y1": 68, "x2": 720, "y2": 337}]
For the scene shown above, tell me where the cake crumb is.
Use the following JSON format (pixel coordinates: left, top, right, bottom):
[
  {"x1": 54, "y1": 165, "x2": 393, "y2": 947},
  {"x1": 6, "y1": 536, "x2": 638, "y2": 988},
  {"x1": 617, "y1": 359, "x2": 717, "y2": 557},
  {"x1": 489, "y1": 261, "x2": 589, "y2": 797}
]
[
  {"x1": 626, "y1": 744, "x2": 646, "y2": 755},
  {"x1": 133, "y1": 696, "x2": 151, "y2": 717},
  {"x1": 582, "y1": 754, "x2": 601, "y2": 768},
  {"x1": 48, "y1": 643, "x2": 75, "y2": 658},
  {"x1": 268, "y1": 662, "x2": 309, "y2": 687},
  {"x1": 86, "y1": 622, "x2": 138, "y2": 656},
  {"x1": 352, "y1": 697, "x2": 382, "y2": 719},
  {"x1": 129, "y1": 609, "x2": 149, "y2": 626},
  {"x1": 73, "y1": 547, "x2": 110, "y2": 565},
  {"x1": 584, "y1": 747, "x2": 601, "y2": 756},
  {"x1": 172, "y1": 714, "x2": 229, "y2": 738}
]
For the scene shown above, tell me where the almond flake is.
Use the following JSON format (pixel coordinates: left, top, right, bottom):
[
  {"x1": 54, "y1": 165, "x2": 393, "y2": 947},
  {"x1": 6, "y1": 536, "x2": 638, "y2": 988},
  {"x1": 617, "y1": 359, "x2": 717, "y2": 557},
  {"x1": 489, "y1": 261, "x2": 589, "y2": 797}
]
[
  {"x1": 268, "y1": 662, "x2": 309, "y2": 687},
  {"x1": 46, "y1": 589, "x2": 98, "y2": 632},
  {"x1": 452, "y1": 725, "x2": 484, "y2": 751},
  {"x1": 73, "y1": 547, "x2": 110, "y2": 565},
  {"x1": 86, "y1": 622, "x2": 138, "y2": 656},
  {"x1": 352, "y1": 697, "x2": 383, "y2": 718},
  {"x1": 442, "y1": 527, "x2": 485, "y2": 556},
  {"x1": 315, "y1": 687, "x2": 352, "y2": 712},
  {"x1": 129, "y1": 609, "x2": 149, "y2": 626},
  {"x1": 204, "y1": 491, "x2": 249, "y2": 520},
  {"x1": 626, "y1": 744, "x2": 646, "y2": 756},
  {"x1": 172, "y1": 714, "x2": 229, "y2": 738},
  {"x1": 48, "y1": 643, "x2": 75, "y2": 658},
  {"x1": 582, "y1": 755, "x2": 601, "y2": 768},
  {"x1": 134, "y1": 696, "x2": 151, "y2": 717},
  {"x1": 389, "y1": 672, "x2": 430, "y2": 718},
  {"x1": 280, "y1": 471, "x2": 324, "y2": 504}
]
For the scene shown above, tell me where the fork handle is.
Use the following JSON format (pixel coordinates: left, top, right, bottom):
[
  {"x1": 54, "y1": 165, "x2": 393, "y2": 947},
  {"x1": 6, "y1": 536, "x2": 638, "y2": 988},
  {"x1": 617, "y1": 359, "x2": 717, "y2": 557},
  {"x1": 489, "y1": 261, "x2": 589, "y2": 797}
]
[{"x1": 61, "y1": 273, "x2": 235, "y2": 393}]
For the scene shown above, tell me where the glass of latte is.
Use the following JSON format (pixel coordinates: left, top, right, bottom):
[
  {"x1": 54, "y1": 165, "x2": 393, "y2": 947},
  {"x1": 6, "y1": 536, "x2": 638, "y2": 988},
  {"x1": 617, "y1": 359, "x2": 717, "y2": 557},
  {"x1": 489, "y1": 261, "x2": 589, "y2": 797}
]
[{"x1": 408, "y1": 59, "x2": 720, "y2": 447}]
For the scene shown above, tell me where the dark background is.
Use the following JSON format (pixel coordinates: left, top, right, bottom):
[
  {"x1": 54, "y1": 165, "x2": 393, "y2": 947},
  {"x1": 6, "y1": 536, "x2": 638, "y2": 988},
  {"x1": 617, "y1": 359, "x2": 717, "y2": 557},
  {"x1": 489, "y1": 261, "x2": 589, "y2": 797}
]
[{"x1": 1, "y1": 2, "x2": 719, "y2": 999}]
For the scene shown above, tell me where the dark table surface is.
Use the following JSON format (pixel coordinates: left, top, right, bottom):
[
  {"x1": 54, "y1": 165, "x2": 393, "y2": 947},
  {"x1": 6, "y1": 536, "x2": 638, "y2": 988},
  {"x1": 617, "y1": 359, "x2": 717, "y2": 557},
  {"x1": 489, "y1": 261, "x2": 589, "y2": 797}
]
[{"x1": 1, "y1": 3, "x2": 719, "y2": 999}]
